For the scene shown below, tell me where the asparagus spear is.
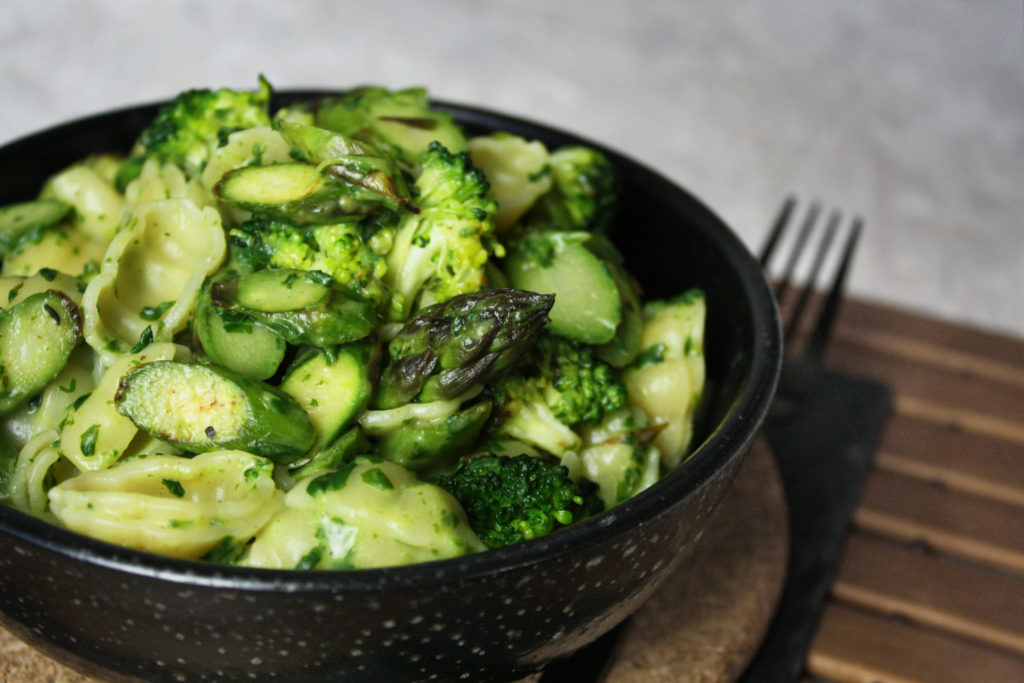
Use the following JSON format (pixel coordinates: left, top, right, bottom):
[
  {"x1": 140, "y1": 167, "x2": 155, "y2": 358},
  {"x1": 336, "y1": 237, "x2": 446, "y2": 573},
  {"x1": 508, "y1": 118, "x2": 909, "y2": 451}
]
[{"x1": 375, "y1": 288, "x2": 554, "y2": 409}]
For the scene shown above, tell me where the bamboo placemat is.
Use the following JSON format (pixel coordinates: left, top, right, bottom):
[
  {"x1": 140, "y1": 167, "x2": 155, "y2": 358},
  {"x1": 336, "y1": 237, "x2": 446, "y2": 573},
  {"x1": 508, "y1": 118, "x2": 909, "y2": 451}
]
[{"x1": 803, "y1": 299, "x2": 1024, "y2": 682}]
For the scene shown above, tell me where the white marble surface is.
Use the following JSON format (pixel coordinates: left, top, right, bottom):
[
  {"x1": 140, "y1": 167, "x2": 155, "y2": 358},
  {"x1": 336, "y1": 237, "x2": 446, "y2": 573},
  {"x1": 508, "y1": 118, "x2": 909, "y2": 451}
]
[{"x1": 2, "y1": 0, "x2": 1022, "y2": 336}]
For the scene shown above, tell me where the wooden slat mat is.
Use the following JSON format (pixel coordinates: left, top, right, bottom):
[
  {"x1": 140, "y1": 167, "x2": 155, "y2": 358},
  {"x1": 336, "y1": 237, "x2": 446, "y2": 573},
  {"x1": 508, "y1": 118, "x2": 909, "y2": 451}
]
[{"x1": 806, "y1": 299, "x2": 1024, "y2": 682}]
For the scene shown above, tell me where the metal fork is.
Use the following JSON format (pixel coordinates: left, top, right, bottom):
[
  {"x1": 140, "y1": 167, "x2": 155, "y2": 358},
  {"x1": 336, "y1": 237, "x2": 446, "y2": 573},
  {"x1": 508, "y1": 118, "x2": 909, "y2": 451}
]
[
  {"x1": 761, "y1": 195, "x2": 863, "y2": 365},
  {"x1": 738, "y1": 198, "x2": 889, "y2": 683}
]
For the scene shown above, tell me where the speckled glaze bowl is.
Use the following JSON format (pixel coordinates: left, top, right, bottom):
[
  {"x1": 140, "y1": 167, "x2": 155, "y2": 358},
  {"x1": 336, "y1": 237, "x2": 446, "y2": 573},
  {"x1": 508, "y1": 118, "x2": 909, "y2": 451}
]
[{"x1": 0, "y1": 92, "x2": 781, "y2": 682}]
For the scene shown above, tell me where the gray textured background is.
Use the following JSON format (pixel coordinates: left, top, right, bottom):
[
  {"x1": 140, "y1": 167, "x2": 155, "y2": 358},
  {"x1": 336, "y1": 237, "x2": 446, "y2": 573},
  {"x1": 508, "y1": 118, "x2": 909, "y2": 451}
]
[{"x1": 2, "y1": 0, "x2": 1022, "y2": 336}]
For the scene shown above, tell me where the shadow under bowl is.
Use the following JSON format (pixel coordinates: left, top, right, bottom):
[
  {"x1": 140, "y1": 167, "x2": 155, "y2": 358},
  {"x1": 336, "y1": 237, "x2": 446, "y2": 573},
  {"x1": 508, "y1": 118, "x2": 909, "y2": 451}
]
[{"x1": 0, "y1": 91, "x2": 782, "y2": 682}]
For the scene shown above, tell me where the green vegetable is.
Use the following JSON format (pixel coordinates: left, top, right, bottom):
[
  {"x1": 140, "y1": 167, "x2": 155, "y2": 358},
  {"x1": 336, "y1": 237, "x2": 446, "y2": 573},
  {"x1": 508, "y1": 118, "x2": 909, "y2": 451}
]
[
  {"x1": 527, "y1": 145, "x2": 618, "y2": 232},
  {"x1": 193, "y1": 281, "x2": 286, "y2": 380},
  {"x1": 484, "y1": 333, "x2": 627, "y2": 456},
  {"x1": 215, "y1": 162, "x2": 396, "y2": 224},
  {"x1": 227, "y1": 215, "x2": 391, "y2": 306},
  {"x1": 125, "y1": 77, "x2": 273, "y2": 178},
  {"x1": 314, "y1": 87, "x2": 468, "y2": 166},
  {"x1": 375, "y1": 288, "x2": 554, "y2": 409},
  {"x1": 280, "y1": 342, "x2": 377, "y2": 452},
  {"x1": 374, "y1": 400, "x2": 492, "y2": 474},
  {"x1": 503, "y1": 230, "x2": 621, "y2": 344},
  {"x1": 114, "y1": 360, "x2": 315, "y2": 464},
  {"x1": 595, "y1": 261, "x2": 644, "y2": 368},
  {"x1": 437, "y1": 453, "x2": 594, "y2": 549},
  {"x1": 289, "y1": 427, "x2": 369, "y2": 481},
  {"x1": 0, "y1": 291, "x2": 83, "y2": 415},
  {"x1": 211, "y1": 269, "x2": 378, "y2": 353},
  {"x1": 384, "y1": 141, "x2": 499, "y2": 321},
  {"x1": 275, "y1": 119, "x2": 410, "y2": 206}
]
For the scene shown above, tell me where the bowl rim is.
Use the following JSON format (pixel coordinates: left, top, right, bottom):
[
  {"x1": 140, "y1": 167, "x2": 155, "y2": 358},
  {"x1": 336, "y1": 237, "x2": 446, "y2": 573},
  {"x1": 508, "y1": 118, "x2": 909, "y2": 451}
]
[{"x1": 0, "y1": 91, "x2": 782, "y2": 592}]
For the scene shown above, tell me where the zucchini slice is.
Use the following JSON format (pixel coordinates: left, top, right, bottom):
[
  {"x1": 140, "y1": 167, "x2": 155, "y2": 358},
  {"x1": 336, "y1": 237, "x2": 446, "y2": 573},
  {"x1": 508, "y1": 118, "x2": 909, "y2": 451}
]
[
  {"x1": 275, "y1": 119, "x2": 410, "y2": 205},
  {"x1": 503, "y1": 231, "x2": 621, "y2": 344},
  {"x1": 211, "y1": 269, "x2": 377, "y2": 351},
  {"x1": 214, "y1": 162, "x2": 392, "y2": 224},
  {"x1": 0, "y1": 290, "x2": 83, "y2": 414},
  {"x1": 280, "y1": 342, "x2": 377, "y2": 452},
  {"x1": 595, "y1": 263, "x2": 644, "y2": 367},
  {"x1": 114, "y1": 360, "x2": 315, "y2": 464},
  {"x1": 232, "y1": 268, "x2": 331, "y2": 312},
  {"x1": 194, "y1": 282, "x2": 286, "y2": 381}
]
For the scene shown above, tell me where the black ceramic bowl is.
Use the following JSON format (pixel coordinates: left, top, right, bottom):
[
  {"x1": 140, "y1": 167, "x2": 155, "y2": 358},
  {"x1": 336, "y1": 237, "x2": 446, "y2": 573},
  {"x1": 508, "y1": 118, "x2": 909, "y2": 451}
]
[{"x1": 0, "y1": 91, "x2": 781, "y2": 682}]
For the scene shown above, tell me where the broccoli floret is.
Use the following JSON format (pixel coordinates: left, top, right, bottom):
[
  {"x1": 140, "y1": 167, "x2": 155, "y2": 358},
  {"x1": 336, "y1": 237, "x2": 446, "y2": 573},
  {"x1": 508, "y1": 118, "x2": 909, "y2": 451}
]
[
  {"x1": 384, "y1": 142, "x2": 500, "y2": 320},
  {"x1": 438, "y1": 453, "x2": 587, "y2": 549},
  {"x1": 130, "y1": 77, "x2": 273, "y2": 179},
  {"x1": 542, "y1": 334, "x2": 627, "y2": 425},
  {"x1": 228, "y1": 215, "x2": 391, "y2": 305},
  {"x1": 528, "y1": 146, "x2": 618, "y2": 232},
  {"x1": 485, "y1": 333, "x2": 627, "y2": 456}
]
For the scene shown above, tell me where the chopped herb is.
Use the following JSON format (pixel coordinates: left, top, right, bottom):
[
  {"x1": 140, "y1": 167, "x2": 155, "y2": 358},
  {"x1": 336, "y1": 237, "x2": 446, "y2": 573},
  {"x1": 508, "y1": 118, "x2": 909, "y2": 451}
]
[
  {"x1": 307, "y1": 461, "x2": 358, "y2": 495},
  {"x1": 201, "y1": 536, "x2": 245, "y2": 564},
  {"x1": 634, "y1": 343, "x2": 667, "y2": 368},
  {"x1": 130, "y1": 326, "x2": 154, "y2": 353},
  {"x1": 162, "y1": 478, "x2": 185, "y2": 498},
  {"x1": 58, "y1": 378, "x2": 77, "y2": 394},
  {"x1": 361, "y1": 467, "x2": 393, "y2": 491},
  {"x1": 295, "y1": 546, "x2": 324, "y2": 570},
  {"x1": 38, "y1": 268, "x2": 58, "y2": 282},
  {"x1": 80, "y1": 425, "x2": 100, "y2": 456},
  {"x1": 139, "y1": 301, "x2": 174, "y2": 321}
]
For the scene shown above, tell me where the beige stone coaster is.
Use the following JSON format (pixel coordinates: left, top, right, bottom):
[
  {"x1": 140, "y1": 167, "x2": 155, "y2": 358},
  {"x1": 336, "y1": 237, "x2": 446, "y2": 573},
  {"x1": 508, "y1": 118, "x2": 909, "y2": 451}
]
[
  {"x1": 606, "y1": 439, "x2": 789, "y2": 682},
  {"x1": 0, "y1": 441, "x2": 786, "y2": 682}
]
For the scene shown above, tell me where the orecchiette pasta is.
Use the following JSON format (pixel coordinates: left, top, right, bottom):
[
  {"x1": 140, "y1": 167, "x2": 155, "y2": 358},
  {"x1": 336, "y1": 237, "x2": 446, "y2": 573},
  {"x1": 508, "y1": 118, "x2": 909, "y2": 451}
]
[
  {"x1": 242, "y1": 458, "x2": 485, "y2": 570},
  {"x1": 44, "y1": 164, "x2": 124, "y2": 243},
  {"x1": 81, "y1": 199, "x2": 225, "y2": 360},
  {"x1": 124, "y1": 158, "x2": 217, "y2": 211},
  {"x1": 623, "y1": 293, "x2": 707, "y2": 469},
  {"x1": 8, "y1": 430, "x2": 62, "y2": 518},
  {"x1": 48, "y1": 450, "x2": 283, "y2": 559},
  {"x1": 59, "y1": 343, "x2": 179, "y2": 472}
]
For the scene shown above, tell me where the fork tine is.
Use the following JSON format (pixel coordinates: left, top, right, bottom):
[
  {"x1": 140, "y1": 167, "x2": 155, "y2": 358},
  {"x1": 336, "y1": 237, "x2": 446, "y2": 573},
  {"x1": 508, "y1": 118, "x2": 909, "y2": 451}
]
[
  {"x1": 773, "y1": 202, "x2": 821, "y2": 302},
  {"x1": 783, "y1": 209, "x2": 841, "y2": 344},
  {"x1": 804, "y1": 216, "x2": 863, "y2": 362},
  {"x1": 759, "y1": 196, "x2": 797, "y2": 267}
]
